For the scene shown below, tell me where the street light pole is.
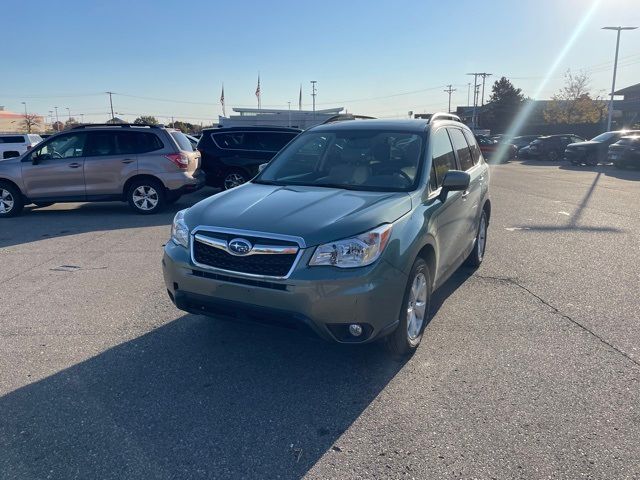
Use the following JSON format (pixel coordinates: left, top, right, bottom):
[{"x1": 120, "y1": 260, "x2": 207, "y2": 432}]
[
  {"x1": 602, "y1": 26, "x2": 637, "y2": 131},
  {"x1": 310, "y1": 81, "x2": 317, "y2": 120},
  {"x1": 106, "y1": 91, "x2": 115, "y2": 120},
  {"x1": 287, "y1": 101, "x2": 291, "y2": 127},
  {"x1": 54, "y1": 106, "x2": 59, "y2": 131},
  {"x1": 66, "y1": 107, "x2": 71, "y2": 121},
  {"x1": 21, "y1": 101, "x2": 29, "y2": 133}
]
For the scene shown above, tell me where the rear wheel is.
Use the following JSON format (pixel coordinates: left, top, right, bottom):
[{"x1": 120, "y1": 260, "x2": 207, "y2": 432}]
[
  {"x1": 0, "y1": 183, "x2": 24, "y2": 218},
  {"x1": 385, "y1": 258, "x2": 431, "y2": 357},
  {"x1": 127, "y1": 179, "x2": 165, "y2": 214},
  {"x1": 223, "y1": 169, "x2": 249, "y2": 190}
]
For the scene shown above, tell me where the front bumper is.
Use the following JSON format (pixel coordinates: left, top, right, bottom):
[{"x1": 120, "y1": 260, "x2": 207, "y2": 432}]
[
  {"x1": 564, "y1": 149, "x2": 586, "y2": 163},
  {"x1": 162, "y1": 241, "x2": 408, "y2": 343}
]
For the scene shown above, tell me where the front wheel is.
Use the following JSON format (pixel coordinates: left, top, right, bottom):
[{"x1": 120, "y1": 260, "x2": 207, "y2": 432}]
[
  {"x1": 0, "y1": 183, "x2": 24, "y2": 218},
  {"x1": 465, "y1": 210, "x2": 488, "y2": 268},
  {"x1": 385, "y1": 258, "x2": 432, "y2": 357},
  {"x1": 127, "y1": 179, "x2": 165, "y2": 215},
  {"x1": 548, "y1": 150, "x2": 560, "y2": 161}
]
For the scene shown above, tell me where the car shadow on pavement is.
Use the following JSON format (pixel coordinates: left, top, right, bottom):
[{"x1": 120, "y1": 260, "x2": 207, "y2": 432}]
[
  {"x1": 0, "y1": 189, "x2": 215, "y2": 249},
  {"x1": 0, "y1": 312, "x2": 407, "y2": 479}
]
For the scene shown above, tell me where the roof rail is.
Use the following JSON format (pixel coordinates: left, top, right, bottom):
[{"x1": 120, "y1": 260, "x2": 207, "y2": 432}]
[
  {"x1": 428, "y1": 112, "x2": 461, "y2": 123},
  {"x1": 71, "y1": 123, "x2": 160, "y2": 130},
  {"x1": 321, "y1": 114, "x2": 376, "y2": 125}
]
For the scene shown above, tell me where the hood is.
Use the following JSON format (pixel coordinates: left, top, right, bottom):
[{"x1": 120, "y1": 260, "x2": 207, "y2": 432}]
[
  {"x1": 566, "y1": 141, "x2": 600, "y2": 149},
  {"x1": 185, "y1": 183, "x2": 412, "y2": 246}
]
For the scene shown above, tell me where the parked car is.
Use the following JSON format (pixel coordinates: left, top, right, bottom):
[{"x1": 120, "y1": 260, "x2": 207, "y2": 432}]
[
  {"x1": 184, "y1": 133, "x2": 200, "y2": 149},
  {"x1": 608, "y1": 136, "x2": 640, "y2": 169},
  {"x1": 475, "y1": 135, "x2": 517, "y2": 162},
  {"x1": 528, "y1": 134, "x2": 585, "y2": 161},
  {"x1": 511, "y1": 135, "x2": 540, "y2": 151},
  {"x1": 197, "y1": 126, "x2": 301, "y2": 189},
  {"x1": 565, "y1": 130, "x2": 640, "y2": 166},
  {"x1": 0, "y1": 123, "x2": 204, "y2": 218},
  {"x1": 0, "y1": 134, "x2": 43, "y2": 159},
  {"x1": 163, "y1": 115, "x2": 491, "y2": 356}
]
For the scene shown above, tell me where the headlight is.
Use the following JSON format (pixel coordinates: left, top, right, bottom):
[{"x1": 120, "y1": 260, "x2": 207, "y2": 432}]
[
  {"x1": 171, "y1": 209, "x2": 190, "y2": 248},
  {"x1": 309, "y1": 224, "x2": 393, "y2": 268}
]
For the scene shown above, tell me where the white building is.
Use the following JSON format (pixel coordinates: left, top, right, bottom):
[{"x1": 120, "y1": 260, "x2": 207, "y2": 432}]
[{"x1": 219, "y1": 107, "x2": 344, "y2": 130}]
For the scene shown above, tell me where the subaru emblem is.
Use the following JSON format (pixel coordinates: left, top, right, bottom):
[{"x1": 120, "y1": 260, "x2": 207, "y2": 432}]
[{"x1": 228, "y1": 238, "x2": 252, "y2": 256}]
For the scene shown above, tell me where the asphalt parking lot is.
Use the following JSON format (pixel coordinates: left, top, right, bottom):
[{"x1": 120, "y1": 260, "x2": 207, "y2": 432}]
[{"x1": 1, "y1": 161, "x2": 639, "y2": 479}]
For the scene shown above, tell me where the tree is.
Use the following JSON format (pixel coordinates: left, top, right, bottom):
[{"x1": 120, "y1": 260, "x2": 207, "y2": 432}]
[
  {"x1": 481, "y1": 77, "x2": 525, "y2": 132},
  {"x1": 133, "y1": 116, "x2": 158, "y2": 125},
  {"x1": 64, "y1": 117, "x2": 80, "y2": 129},
  {"x1": 543, "y1": 70, "x2": 605, "y2": 124},
  {"x1": 21, "y1": 114, "x2": 41, "y2": 133},
  {"x1": 51, "y1": 121, "x2": 64, "y2": 132}
]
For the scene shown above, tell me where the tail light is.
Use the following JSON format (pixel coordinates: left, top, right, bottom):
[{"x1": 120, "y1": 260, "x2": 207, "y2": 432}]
[{"x1": 165, "y1": 153, "x2": 189, "y2": 170}]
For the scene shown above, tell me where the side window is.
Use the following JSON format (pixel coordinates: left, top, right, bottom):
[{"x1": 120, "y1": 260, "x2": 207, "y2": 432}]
[
  {"x1": 135, "y1": 132, "x2": 164, "y2": 153},
  {"x1": 32, "y1": 133, "x2": 86, "y2": 159},
  {"x1": 448, "y1": 128, "x2": 474, "y2": 171},
  {"x1": 429, "y1": 129, "x2": 457, "y2": 190},
  {"x1": 85, "y1": 132, "x2": 117, "y2": 156},
  {"x1": 212, "y1": 132, "x2": 249, "y2": 150},
  {"x1": 260, "y1": 133, "x2": 298, "y2": 151},
  {"x1": 463, "y1": 130, "x2": 481, "y2": 165},
  {"x1": 114, "y1": 132, "x2": 138, "y2": 155}
]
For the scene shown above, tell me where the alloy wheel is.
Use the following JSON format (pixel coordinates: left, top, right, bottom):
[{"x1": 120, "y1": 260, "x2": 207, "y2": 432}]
[
  {"x1": 406, "y1": 272, "x2": 428, "y2": 340},
  {"x1": 224, "y1": 173, "x2": 246, "y2": 190},
  {"x1": 0, "y1": 188, "x2": 15, "y2": 214},
  {"x1": 132, "y1": 185, "x2": 159, "y2": 211}
]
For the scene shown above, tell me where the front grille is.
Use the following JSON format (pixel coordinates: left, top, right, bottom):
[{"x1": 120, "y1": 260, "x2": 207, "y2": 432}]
[{"x1": 192, "y1": 233, "x2": 298, "y2": 277}]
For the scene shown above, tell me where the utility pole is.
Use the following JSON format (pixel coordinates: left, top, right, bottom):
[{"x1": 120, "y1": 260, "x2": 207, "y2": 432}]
[
  {"x1": 105, "y1": 91, "x2": 115, "y2": 120},
  {"x1": 48, "y1": 110, "x2": 53, "y2": 130},
  {"x1": 54, "y1": 106, "x2": 59, "y2": 131},
  {"x1": 66, "y1": 107, "x2": 71, "y2": 121},
  {"x1": 602, "y1": 26, "x2": 637, "y2": 131},
  {"x1": 479, "y1": 73, "x2": 492, "y2": 106},
  {"x1": 466, "y1": 73, "x2": 479, "y2": 129},
  {"x1": 287, "y1": 101, "x2": 291, "y2": 127},
  {"x1": 310, "y1": 80, "x2": 317, "y2": 119},
  {"x1": 467, "y1": 83, "x2": 471, "y2": 106},
  {"x1": 444, "y1": 85, "x2": 456, "y2": 113}
]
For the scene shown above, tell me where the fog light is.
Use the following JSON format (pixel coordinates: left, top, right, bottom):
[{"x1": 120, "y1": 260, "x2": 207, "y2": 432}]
[{"x1": 349, "y1": 324, "x2": 363, "y2": 337}]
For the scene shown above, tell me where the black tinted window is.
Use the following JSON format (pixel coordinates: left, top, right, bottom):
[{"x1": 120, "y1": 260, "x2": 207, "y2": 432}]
[
  {"x1": 0, "y1": 136, "x2": 26, "y2": 144},
  {"x1": 85, "y1": 132, "x2": 117, "y2": 156},
  {"x1": 463, "y1": 129, "x2": 481, "y2": 165},
  {"x1": 259, "y1": 133, "x2": 298, "y2": 151},
  {"x1": 448, "y1": 128, "x2": 474, "y2": 171},
  {"x1": 136, "y1": 132, "x2": 164, "y2": 153},
  {"x1": 430, "y1": 129, "x2": 457, "y2": 190},
  {"x1": 213, "y1": 131, "x2": 296, "y2": 152}
]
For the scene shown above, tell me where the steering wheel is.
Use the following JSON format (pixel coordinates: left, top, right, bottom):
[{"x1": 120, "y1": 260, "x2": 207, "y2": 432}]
[
  {"x1": 376, "y1": 167, "x2": 412, "y2": 185},
  {"x1": 52, "y1": 151, "x2": 63, "y2": 159}
]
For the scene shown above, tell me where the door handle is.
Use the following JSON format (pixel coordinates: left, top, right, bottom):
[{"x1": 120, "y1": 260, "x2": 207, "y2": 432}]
[
  {"x1": 461, "y1": 190, "x2": 470, "y2": 199},
  {"x1": 122, "y1": 159, "x2": 134, "y2": 164},
  {"x1": 68, "y1": 163, "x2": 81, "y2": 168}
]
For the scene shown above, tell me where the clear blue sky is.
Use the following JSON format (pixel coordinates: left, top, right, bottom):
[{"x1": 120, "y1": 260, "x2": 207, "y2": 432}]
[{"x1": 3, "y1": 0, "x2": 639, "y2": 124}]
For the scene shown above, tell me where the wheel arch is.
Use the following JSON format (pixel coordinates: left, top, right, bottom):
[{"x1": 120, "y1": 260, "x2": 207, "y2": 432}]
[
  {"x1": 0, "y1": 178, "x2": 25, "y2": 197},
  {"x1": 122, "y1": 174, "x2": 166, "y2": 197}
]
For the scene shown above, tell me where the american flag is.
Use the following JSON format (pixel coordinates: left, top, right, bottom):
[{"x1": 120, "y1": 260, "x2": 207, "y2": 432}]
[
  {"x1": 220, "y1": 84, "x2": 226, "y2": 117},
  {"x1": 255, "y1": 75, "x2": 261, "y2": 108}
]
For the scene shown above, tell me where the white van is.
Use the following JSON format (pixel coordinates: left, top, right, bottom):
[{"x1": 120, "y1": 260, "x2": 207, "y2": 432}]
[{"x1": 0, "y1": 134, "x2": 43, "y2": 159}]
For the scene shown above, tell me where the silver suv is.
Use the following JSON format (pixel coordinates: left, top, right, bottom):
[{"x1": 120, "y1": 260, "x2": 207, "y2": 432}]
[{"x1": 0, "y1": 124, "x2": 204, "y2": 217}]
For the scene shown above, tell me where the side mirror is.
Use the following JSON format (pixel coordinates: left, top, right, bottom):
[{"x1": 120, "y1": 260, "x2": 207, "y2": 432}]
[
  {"x1": 258, "y1": 163, "x2": 268, "y2": 172},
  {"x1": 439, "y1": 170, "x2": 470, "y2": 202}
]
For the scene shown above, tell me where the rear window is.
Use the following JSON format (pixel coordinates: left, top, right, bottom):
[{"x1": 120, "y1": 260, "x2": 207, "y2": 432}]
[
  {"x1": 617, "y1": 137, "x2": 640, "y2": 146},
  {"x1": 170, "y1": 131, "x2": 194, "y2": 152},
  {"x1": 0, "y1": 136, "x2": 26, "y2": 144}
]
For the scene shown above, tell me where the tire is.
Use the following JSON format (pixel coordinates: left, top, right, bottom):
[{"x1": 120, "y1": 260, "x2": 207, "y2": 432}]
[
  {"x1": 465, "y1": 209, "x2": 488, "y2": 268},
  {"x1": 586, "y1": 153, "x2": 598, "y2": 166},
  {"x1": 33, "y1": 202, "x2": 54, "y2": 208},
  {"x1": 548, "y1": 150, "x2": 559, "y2": 161},
  {"x1": 0, "y1": 182, "x2": 25, "y2": 218},
  {"x1": 385, "y1": 257, "x2": 432, "y2": 357},
  {"x1": 127, "y1": 178, "x2": 165, "y2": 215},
  {"x1": 222, "y1": 169, "x2": 249, "y2": 190}
]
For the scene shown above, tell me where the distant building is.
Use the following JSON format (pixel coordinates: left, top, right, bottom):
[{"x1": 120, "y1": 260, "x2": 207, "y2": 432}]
[
  {"x1": 613, "y1": 83, "x2": 640, "y2": 126},
  {"x1": 0, "y1": 106, "x2": 46, "y2": 133},
  {"x1": 219, "y1": 107, "x2": 344, "y2": 129}
]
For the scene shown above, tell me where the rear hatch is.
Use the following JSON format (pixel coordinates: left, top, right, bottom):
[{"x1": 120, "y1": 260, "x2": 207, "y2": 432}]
[{"x1": 169, "y1": 130, "x2": 201, "y2": 173}]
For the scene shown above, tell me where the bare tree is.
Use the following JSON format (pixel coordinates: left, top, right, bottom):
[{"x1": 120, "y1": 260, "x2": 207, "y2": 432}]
[
  {"x1": 21, "y1": 114, "x2": 41, "y2": 133},
  {"x1": 544, "y1": 70, "x2": 604, "y2": 124}
]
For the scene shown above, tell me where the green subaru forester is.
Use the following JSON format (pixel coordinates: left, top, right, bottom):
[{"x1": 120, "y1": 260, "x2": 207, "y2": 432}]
[{"x1": 163, "y1": 115, "x2": 490, "y2": 355}]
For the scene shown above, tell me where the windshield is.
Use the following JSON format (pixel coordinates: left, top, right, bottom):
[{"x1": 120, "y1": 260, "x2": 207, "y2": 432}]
[
  {"x1": 591, "y1": 132, "x2": 616, "y2": 142},
  {"x1": 255, "y1": 130, "x2": 423, "y2": 192}
]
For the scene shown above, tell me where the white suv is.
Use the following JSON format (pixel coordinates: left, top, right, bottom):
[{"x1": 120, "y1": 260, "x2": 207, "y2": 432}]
[{"x1": 0, "y1": 134, "x2": 43, "y2": 159}]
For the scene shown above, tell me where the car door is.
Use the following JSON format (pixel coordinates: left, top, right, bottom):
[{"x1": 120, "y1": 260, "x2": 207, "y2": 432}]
[
  {"x1": 83, "y1": 131, "x2": 138, "y2": 197},
  {"x1": 449, "y1": 128, "x2": 483, "y2": 252},
  {"x1": 426, "y1": 128, "x2": 468, "y2": 277},
  {"x1": 21, "y1": 132, "x2": 87, "y2": 200}
]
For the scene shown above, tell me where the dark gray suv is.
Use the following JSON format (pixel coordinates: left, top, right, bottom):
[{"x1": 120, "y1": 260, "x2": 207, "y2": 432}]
[
  {"x1": 0, "y1": 124, "x2": 204, "y2": 217},
  {"x1": 163, "y1": 115, "x2": 490, "y2": 355}
]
